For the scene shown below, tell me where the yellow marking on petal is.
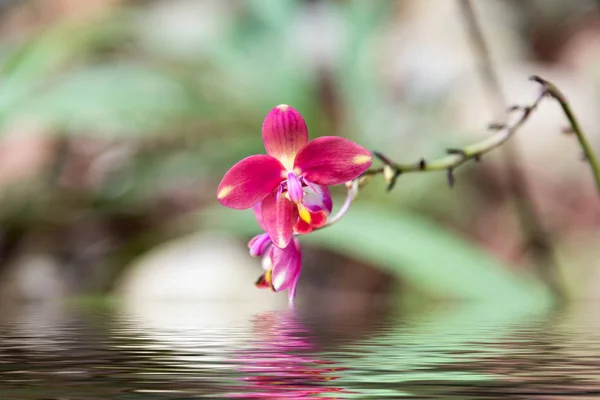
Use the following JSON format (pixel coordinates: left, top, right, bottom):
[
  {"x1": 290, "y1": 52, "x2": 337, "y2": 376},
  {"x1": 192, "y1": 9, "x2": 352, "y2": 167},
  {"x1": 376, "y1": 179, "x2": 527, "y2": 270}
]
[
  {"x1": 265, "y1": 269, "x2": 274, "y2": 291},
  {"x1": 298, "y1": 204, "x2": 312, "y2": 224},
  {"x1": 353, "y1": 154, "x2": 372, "y2": 165},
  {"x1": 279, "y1": 157, "x2": 294, "y2": 171},
  {"x1": 276, "y1": 104, "x2": 290, "y2": 111},
  {"x1": 255, "y1": 268, "x2": 274, "y2": 291},
  {"x1": 217, "y1": 185, "x2": 233, "y2": 199}
]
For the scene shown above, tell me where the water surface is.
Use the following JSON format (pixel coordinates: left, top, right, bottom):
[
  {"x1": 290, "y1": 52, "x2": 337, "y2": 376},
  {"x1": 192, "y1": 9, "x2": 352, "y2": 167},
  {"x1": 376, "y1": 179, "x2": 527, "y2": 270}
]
[{"x1": 1, "y1": 301, "x2": 600, "y2": 399}]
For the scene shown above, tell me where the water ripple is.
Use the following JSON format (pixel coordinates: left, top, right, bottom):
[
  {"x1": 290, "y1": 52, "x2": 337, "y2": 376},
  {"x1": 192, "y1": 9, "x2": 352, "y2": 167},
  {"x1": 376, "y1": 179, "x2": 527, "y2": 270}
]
[{"x1": 1, "y1": 302, "x2": 600, "y2": 399}]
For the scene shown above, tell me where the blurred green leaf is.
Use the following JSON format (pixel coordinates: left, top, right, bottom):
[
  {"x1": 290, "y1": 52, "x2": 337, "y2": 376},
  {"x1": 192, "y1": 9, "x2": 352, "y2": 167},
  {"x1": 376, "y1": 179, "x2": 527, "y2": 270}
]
[
  {"x1": 0, "y1": 15, "x2": 131, "y2": 124},
  {"x1": 201, "y1": 202, "x2": 550, "y2": 305},
  {"x1": 11, "y1": 63, "x2": 193, "y2": 136},
  {"x1": 247, "y1": 0, "x2": 299, "y2": 31}
]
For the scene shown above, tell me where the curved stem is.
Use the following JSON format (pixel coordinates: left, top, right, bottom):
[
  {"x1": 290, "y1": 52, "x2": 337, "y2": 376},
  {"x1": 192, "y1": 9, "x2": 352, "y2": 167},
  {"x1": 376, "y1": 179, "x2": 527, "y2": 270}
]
[
  {"x1": 317, "y1": 180, "x2": 359, "y2": 229},
  {"x1": 365, "y1": 85, "x2": 547, "y2": 190},
  {"x1": 366, "y1": 76, "x2": 600, "y2": 200},
  {"x1": 531, "y1": 76, "x2": 600, "y2": 198}
]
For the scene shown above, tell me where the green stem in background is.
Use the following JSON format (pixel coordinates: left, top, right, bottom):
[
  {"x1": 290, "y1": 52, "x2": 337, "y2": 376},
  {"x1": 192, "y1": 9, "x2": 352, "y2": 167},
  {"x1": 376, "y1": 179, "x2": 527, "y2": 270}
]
[
  {"x1": 458, "y1": 0, "x2": 562, "y2": 300},
  {"x1": 459, "y1": 0, "x2": 562, "y2": 299},
  {"x1": 530, "y1": 75, "x2": 600, "y2": 199}
]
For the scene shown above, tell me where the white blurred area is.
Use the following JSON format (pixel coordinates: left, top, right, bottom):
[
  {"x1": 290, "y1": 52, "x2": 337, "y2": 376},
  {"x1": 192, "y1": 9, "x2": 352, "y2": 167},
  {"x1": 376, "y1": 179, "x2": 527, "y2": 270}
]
[{"x1": 117, "y1": 233, "x2": 287, "y2": 306}]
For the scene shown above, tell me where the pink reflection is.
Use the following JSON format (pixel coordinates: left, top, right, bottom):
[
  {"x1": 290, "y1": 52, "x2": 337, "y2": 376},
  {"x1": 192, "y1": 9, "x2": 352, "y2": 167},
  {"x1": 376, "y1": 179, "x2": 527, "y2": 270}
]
[{"x1": 228, "y1": 309, "x2": 349, "y2": 399}]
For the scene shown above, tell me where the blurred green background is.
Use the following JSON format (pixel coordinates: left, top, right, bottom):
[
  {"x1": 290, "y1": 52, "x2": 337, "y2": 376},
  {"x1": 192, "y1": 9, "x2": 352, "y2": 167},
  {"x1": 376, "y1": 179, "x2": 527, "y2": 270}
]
[{"x1": 0, "y1": 0, "x2": 599, "y2": 313}]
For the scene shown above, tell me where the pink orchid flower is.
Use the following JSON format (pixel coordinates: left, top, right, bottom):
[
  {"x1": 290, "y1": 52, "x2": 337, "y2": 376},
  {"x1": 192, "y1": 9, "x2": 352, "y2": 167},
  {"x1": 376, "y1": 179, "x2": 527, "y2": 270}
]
[{"x1": 217, "y1": 104, "x2": 372, "y2": 248}]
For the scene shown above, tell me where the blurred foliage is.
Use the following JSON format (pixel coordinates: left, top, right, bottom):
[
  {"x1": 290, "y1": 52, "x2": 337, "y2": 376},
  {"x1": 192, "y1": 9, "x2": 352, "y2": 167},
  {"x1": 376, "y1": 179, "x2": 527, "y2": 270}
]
[{"x1": 202, "y1": 203, "x2": 550, "y2": 304}]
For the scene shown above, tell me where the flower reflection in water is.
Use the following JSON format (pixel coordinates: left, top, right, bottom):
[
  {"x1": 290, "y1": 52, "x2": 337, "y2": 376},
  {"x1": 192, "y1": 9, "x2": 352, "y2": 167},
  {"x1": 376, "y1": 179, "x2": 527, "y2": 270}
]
[{"x1": 228, "y1": 309, "x2": 348, "y2": 399}]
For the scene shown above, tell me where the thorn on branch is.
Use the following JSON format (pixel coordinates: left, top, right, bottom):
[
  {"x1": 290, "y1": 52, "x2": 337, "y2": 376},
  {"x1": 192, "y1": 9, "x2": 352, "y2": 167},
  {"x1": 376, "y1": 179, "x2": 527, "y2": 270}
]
[
  {"x1": 562, "y1": 126, "x2": 575, "y2": 135},
  {"x1": 418, "y1": 158, "x2": 427, "y2": 170},
  {"x1": 529, "y1": 75, "x2": 553, "y2": 99},
  {"x1": 373, "y1": 151, "x2": 395, "y2": 166},
  {"x1": 354, "y1": 175, "x2": 371, "y2": 191},
  {"x1": 507, "y1": 105, "x2": 521, "y2": 113},
  {"x1": 488, "y1": 122, "x2": 506, "y2": 131},
  {"x1": 447, "y1": 148, "x2": 467, "y2": 157},
  {"x1": 529, "y1": 75, "x2": 548, "y2": 87},
  {"x1": 447, "y1": 168, "x2": 455, "y2": 188},
  {"x1": 386, "y1": 171, "x2": 400, "y2": 192},
  {"x1": 383, "y1": 164, "x2": 395, "y2": 184}
]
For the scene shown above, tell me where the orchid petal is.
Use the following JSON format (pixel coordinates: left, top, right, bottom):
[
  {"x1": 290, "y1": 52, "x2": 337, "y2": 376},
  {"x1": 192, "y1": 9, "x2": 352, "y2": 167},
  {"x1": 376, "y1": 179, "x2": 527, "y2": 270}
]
[
  {"x1": 303, "y1": 181, "x2": 332, "y2": 214},
  {"x1": 262, "y1": 105, "x2": 309, "y2": 170},
  {"x1": 294, "y1": 136, "x2": 373, "y2": 186},
  {"x1": 252, "y1": 203, "x2": 267, "y2": 231},
  {"x1": 271, "y1": 239, "x2": 302, "y2": 292},
  {"x1": 287, "y1": 275, "x2": 300, "y2": 303},
  {"x1": 248, "y1": 233, "x2": 272, "y2": 257},
  {"x1": 217, "y1": 155, "x2": 285, "y2": 209},
  {"x1": 262, "y1": 246, "x2": 274, "y2": 271},
  {"x1": 261, "y1": 189, "x2": 299, "y2": 248},
  {"x1": 286, "y1": 172, "x2": 304, "y2": 204}
]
